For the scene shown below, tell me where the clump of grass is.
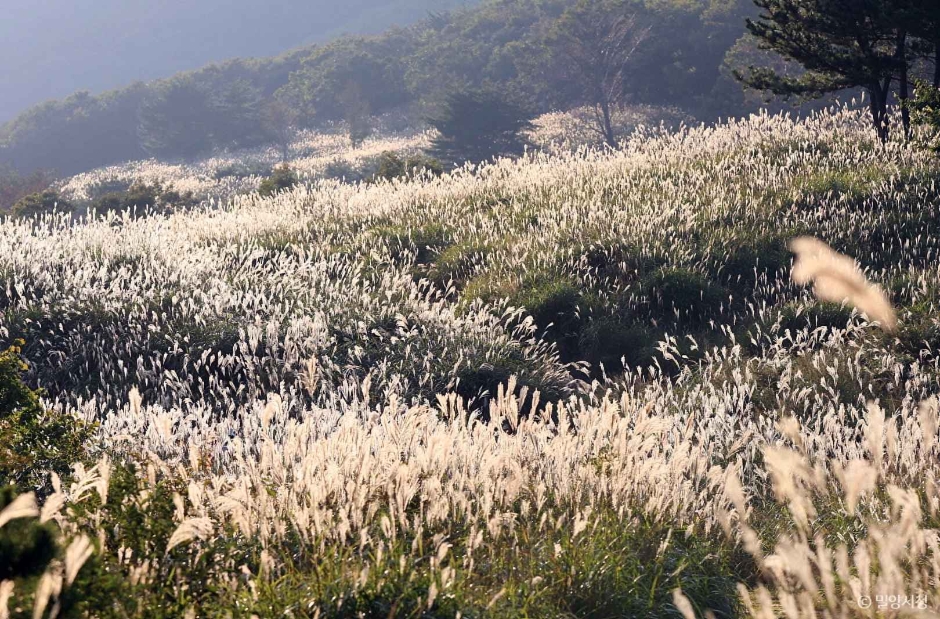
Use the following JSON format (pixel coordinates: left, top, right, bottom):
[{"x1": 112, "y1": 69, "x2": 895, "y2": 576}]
[{"x1": 642, "y1": 267, "x2": 727, "y2": 325}]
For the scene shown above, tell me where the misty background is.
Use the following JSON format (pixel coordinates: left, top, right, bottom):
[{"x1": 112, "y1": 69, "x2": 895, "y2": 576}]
[{"x1": 0, "y1": 0, "x2": 470, "y2": 123}]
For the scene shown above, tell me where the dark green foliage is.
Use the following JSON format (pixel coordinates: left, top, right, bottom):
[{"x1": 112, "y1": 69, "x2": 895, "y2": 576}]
[
  {"x1": 427, "y1": 241, "x2": 488, "y2": 289},
  {"x1": 0, "y1": 86, "x2": 149, "y2": 176},
  {"x1": 138, "y1": 76, "x2": 266, "y2": 158},
  {"x1": 213, "y1": 161, "x2": 273, "y2": 180},
  {"x1": 374, "y1": 223, "x2": 451, "y2": 265},
  {"x1": 90, "y1": 181, "x2": 196, "y2": 215},
  {"x1": 735, "y1": 0, "x2": 940, "y2": 140},
  {"x1": 10, "y1": 189, "x2": 73, "y2": 219},
  {"x1": 279, "y1": 36, "x2": 412, "y2": 123},
  {"x1": 371, "y1": 151, "x2": 444, "y2": 182},
  {"x1": 887, "y1": 304, "x2": 940, "y2": 361},
  {"x1": 910, "y1": 80, "x2": 940, "y2": 152},
  {"x1": 0, "y1": 486, "x2": 57, "y2": 582},
  {"x1": 0, "y1": 341, "x2": 93, "y2": 494},
  {"x1": 0, "y1": 167, "x2": 57, "y2": 213},
  {"x1": 643, "y1": 268, "x2": 727, "y2": 325},
  {"x1": 258, "y1": 164, "x2": 299, "y2": 197},
  {"x1": 581, "y1": 241, "x2": 666, "y2": 285},
  {"x1": 427, "y1": 89, "x2": 534, "y2": 166},
  {"x1": 453, "y1": 351, "x2": 566, "y2": 414},
  {"x1": 510, "y1": 274, "x2": 585, "y2": 360},
  {"x1": 721, "y1": 234, "x2": 792, "y2": 288},
  {"x1": 776, "y1": 302, "x2": 855, "y2": 337},
  {"x1": 59, "y1": 462, "x2": 254, "y2": 618},
  {"x1": 578, "y1": 318, "x2": 655, "y2": 371}
]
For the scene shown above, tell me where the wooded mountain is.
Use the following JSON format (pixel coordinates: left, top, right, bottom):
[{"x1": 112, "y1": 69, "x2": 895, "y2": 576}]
[
  {"x1": 0, "y1": 0, "x2": 472, "y2": 123},
  {"x1": 1, "y1": 0, "x2": 768, "y2": 177}
]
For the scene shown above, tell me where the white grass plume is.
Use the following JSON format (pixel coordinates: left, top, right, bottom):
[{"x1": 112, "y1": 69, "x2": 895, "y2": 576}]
[{"x1": 790, "y1": 236, "x2": 897, "y2": 331}]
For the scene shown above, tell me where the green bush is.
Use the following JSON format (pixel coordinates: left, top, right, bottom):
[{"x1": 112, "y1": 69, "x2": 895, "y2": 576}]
[
  {"x1": 373, "y1": 223, "x2": 452, "y2": 265},
  {"x1": 0, "y1": 341, "x2": 93, "y2": 494},
  {"x1": 776, "y1": 302, "x2": 854, "y2": 336},
  {"x1": 258, "y1": 164, "x2": 299, "y2": 197},
  {"x1": 213, "y1": 161, "x2": 272, "y2": 180},
  {"x1": 511, "y1": 275, "x2": 585, "y2": 360},
  {"x1": 427, "y1": 241, "x2": 489, "y2": 290},
  {"x1": 642, "y1": 267, "x2": 727, "y2": 325},
  {"x1": 720, "y1": 234, "x2": 792, "y2": 289},
  {"x1": 0, "y1": 486, "x2": 58, "y2": 582},
  {"x1": 10, "y1": 189, "x2": 73, "y2": 218},
  {"x1": 371, "y1": 151, "x2": 444, "y2": 182},
  {"x1": 581, "y1": 242, "x2": 665, "y2": 284},
  {"x1": 90, "y1": 181, "x2": 196, "y2": 215},
  {"x1": 427, "y1": 89, "x2": 534, "y2": 166},
  {"x1": 910, "y1": 80, "x2": 940, "y2": 153},
  {"x1": 578, "y1": 318, "x2": 656, "y2": 371}
]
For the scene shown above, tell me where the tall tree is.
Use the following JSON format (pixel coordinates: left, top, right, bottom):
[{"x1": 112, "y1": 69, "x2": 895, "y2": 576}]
[
  {"x1": 548, "y1": 0, "x2": 651, "y2": 148},
  {"x1": 906, "y1": 3, "x2": 940, "y2": 89},
  {"x1": 137, "y1": 78, "x2": 214, "y2": 158},
  {"x1": 427, "y1": 90, "x2": 533, "y2": 166},
  {"x1": 261, "y1": 99, "x2": 300, "y2": 161},
  {"x1": 735, "y1": 0, "x2": 903, "y2": 142}
]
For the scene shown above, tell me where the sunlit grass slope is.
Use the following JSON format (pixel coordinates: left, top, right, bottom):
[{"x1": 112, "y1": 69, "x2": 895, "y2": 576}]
[{"x1": 2, "y1": 107, "x2": 940, "y2": 617}]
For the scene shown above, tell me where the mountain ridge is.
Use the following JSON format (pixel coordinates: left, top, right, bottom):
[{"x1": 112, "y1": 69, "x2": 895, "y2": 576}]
[{"x1": 0, "y1": 0, "x2": 472, "y2": 123}]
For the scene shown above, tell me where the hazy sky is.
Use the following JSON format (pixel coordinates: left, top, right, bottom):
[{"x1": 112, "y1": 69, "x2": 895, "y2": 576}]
[{"x1": 0, "y1": 0, "x2": 468, "y2": 122}]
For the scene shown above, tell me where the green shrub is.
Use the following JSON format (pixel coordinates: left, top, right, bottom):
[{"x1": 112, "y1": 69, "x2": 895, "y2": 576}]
[
  {"x1": 427, "y1": 241, "x2": 489, "y2": 290},
  {"x1": 0, "y1": 341, "x2": 93, "y2": 494},
  {"x1": 89, "y1": 181, "x2": 196, "y2": 215},
  {"x1": 0, "y1": 486, "x2": 57, "y2": 582},
  {"x1": 510, "y1": 275, "x2": 586, "y2": 360},
  {"x1": 371, "y1": 151, "x2": 444, "y2": 182},
  {"x1": 642, "y1": 267, "x2": 727, "y2": 325},
  {"x1": 720, "y1": 234, "x2": 792, "y2": 288},
  {"x1": 373, "y1": 223, "x2": 451, "y2": 265},
  {"x1": 213, "y1": 161, "x2": 272, "y2": 180},
  {"x1": 427, "y1": 89, "x2": 534, "y2": 166},
  {"x1": 776, "y1": 302, "x2": 854, "y2": 336},
  {"x1": 10, "y1": 189, "x2": 73, "y2": 218},
  {"x1": 910, "y1": 80, "x2": 940, "y2": 153},
  {"x1": 258, "y1": 164, "x2": 298, "y2": 197},
  {"x1": 453, "y1": 352, "x2": 568, "y2": 416},
  {"x1": 890, "y1": 304, "x2": 940, "y2": 361},
  {"x1": 581, "y1": 242, "x2": 665, "y2": 284},
  {"x1": 578, "y1": 318, "x2": 656, "y2": 371}
]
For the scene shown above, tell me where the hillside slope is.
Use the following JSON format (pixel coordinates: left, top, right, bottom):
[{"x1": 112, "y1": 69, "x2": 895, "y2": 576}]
[
  {"x1": 2, "y1": 108, "x2": 940, "y2": 614},
  {"x1": 0, "y1": 0, "x2": 473, "y2": 123}
]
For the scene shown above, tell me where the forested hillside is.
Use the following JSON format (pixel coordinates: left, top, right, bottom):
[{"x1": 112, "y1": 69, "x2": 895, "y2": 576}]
[
  {"x1": 0, "y1": 0, "x2": 759, "y2": 177},
  {"x1": 0, "y1": 0, "x2": 473, "y2": 124}
]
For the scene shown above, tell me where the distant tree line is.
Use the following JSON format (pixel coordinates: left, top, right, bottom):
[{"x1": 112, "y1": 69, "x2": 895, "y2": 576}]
[
  {"x1": 6, "y1": 0, "x2": 936, "y2": 177},
  {"x1": 0, "y1": 0, "x2": 762, "y2": 177}
]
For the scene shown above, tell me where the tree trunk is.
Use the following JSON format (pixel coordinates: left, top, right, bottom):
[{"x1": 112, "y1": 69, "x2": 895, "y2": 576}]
[
  {"x1": 898, "y1": 31, "x2": 911, "y2": 141},
  {"x1": 868, "y1": 85, "x2": 890, "y2": 144},
  {"x1": 600, "y1": 99, "x2": 617, "y2": 149},
  {"x1": 935, "y1": 40, "x2": 940, "y2": 89}
]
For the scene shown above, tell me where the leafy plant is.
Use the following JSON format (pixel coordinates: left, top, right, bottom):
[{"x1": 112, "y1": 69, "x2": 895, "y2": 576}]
[{"x1": 258, "y1": 164, "x2": 299, "y2": 197}]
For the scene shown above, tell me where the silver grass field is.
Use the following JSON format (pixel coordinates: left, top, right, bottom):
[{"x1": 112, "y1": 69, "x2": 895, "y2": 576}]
[{"x1": 3, "y1": 106, "x2": 940, "y2": 617}]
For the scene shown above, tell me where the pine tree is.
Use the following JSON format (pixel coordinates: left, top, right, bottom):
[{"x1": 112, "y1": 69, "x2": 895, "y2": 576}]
[
  {"x1": 427, "y1": 90, "x2": 533, "y2": 166},
  {"x1": 735, "y1": 0, "x2": 903, "y2": 141}
]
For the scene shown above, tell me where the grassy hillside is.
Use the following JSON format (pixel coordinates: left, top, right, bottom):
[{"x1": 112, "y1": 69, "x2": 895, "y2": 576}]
[{"x1": 2, "y1": 108, "x2": 940, "y2": 616}]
